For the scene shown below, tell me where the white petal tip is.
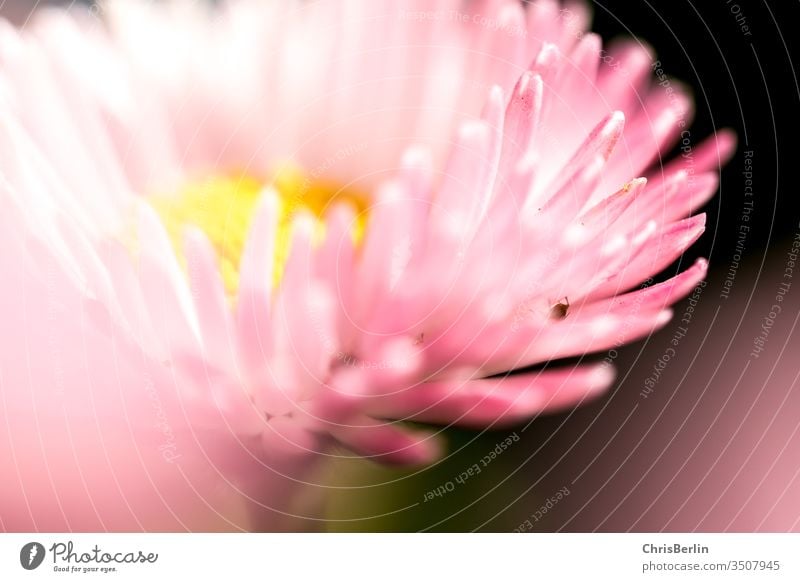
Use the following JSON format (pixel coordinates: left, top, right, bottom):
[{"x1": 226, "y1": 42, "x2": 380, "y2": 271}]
[{"x1": 588, "y1": 364, "x2": 616, "y2": 392}]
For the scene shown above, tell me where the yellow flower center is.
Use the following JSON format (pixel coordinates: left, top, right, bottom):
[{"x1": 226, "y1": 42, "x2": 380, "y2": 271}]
[{"x1": 148, "y1": 165, "x2": 367, "y2": 294}]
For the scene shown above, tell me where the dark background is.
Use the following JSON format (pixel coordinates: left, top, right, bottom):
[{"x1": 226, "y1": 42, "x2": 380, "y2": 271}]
[
  {"x1": 591, "y1": 0, "x2": 796, "y2": 259},
  {"x1": 2, "y1": 0, "x2": 798, "y2": 531}
]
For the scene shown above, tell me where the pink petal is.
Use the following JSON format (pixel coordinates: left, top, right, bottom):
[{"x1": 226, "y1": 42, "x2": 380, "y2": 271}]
[
  {"x1": 236, "y1": 189, "x2": 279, "y2": 376},
  {"x1": 366, "y1": 364, "x2": 615, "y2": 427}
]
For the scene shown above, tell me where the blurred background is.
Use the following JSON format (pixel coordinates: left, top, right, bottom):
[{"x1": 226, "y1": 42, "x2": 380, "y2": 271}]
[{"x1": 2, "y1": 0, "x2": 798, "y2": 531}]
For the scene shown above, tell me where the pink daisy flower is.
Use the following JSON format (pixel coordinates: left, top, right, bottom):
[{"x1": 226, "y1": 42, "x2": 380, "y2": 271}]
[{"x1": 0, "y1": 0, "x2": 734, "y2": 531}]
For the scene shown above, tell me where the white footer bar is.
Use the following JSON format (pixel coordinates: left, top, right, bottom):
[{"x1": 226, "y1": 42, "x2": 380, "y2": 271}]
[{"x1": 1, "y1": 533, "x2": 798, "y2": 580}]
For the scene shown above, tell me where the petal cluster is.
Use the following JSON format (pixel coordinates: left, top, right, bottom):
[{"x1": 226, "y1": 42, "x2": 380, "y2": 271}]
[{"x1": 0, "y1": 0, "x2": 734, "y2": 529}]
